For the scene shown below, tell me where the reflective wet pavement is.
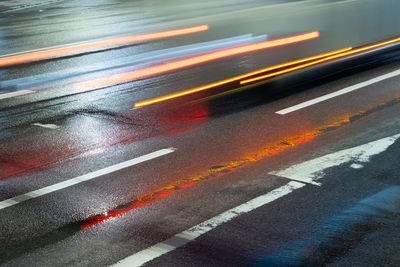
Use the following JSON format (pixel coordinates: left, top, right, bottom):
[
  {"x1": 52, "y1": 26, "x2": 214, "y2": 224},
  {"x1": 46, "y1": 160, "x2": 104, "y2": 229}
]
[{"x1": 1, "y1": 0, "x2": 400, "y2": 266}]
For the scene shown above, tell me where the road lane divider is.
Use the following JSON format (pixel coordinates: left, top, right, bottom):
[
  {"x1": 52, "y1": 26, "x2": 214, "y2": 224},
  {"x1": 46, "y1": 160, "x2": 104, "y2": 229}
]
[
  {"x1": 74, "y1": 31, "x2": 320, "y2": 92},
  {"x1": 0, "y1": 148, "x2": 176, "y2": 210},
  {"x1": 32, "y1": 123, "x2": 60, "y2": 129},
  {"x1": 275, "y1": 68, "x2": 400, "y2": 114},
  {"x1": 0, "y1": 25, "x2": 209, "y2": 67},
  {"x1": 111, "y1": 181, "x2": 306, "y2": 267}
]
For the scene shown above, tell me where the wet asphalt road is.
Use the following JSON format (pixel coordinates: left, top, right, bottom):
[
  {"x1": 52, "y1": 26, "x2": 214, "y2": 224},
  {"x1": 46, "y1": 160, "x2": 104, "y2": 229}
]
[{"x1": 1, "y1": 0, "x2": 400, "y2": 266}]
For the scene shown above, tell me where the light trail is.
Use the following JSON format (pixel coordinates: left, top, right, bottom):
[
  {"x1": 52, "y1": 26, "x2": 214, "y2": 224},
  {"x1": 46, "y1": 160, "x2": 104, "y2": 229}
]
[
  {"x1": 135, "y1": 35, "x2": 400, "y2": 108},
  {"x1": 0, "y1": 25, "x2": 209, "y2": 67},
  {"x1": 241, "y1": 36, "x2": 400, "y2": 84},
  {"x1": 0, "y1": 34, "x2": 266, "y2": 91},
  {"x1": 134, "y1": 46, "x2": 349, "y2": 108},
  {"x1": 74, "y1": 31, "x2": 320, "y2": 92}
]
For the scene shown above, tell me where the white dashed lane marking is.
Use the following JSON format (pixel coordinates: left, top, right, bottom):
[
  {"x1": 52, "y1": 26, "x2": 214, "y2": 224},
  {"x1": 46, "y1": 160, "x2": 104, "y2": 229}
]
[
  {"x1": 276, "y1": 69, "x2": 400, "y2": 114},
  {"x1": 0, "y1": 148, "x2": 176, "y2": 210},
  {"x1": 32, "y1": 123, "x2": 60, "y2": 129}
]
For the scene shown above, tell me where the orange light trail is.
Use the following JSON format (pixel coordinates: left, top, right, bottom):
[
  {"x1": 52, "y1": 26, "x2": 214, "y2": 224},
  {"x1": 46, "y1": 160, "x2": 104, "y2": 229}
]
[
  {"x1": 134, "y1": 46, "x2": 349, "y2": 107},
  {"x1": 241, "y1": 36, "x2": 400, "y2": 84},
  {"x1": 74, "y1": 31, "x2": 320, "y2": 92},
  {"x1": 0, "y1": 25, "x2": 209, "y2": 67}
]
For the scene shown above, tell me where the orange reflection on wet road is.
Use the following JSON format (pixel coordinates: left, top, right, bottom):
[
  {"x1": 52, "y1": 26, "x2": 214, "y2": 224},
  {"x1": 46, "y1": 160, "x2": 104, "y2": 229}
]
[{"x1": 80, "y1": 116, "x2": 354, "y2": 229}]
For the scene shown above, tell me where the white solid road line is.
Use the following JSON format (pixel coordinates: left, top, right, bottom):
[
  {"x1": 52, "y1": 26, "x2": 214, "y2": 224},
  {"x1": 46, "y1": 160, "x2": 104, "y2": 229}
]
[
  {"x1": 276, "y1": 68, "x2": 400, "y2": 115},
  {"x1": 112, "y1": 181, "x2": 306, "y2": 267},
  {"x1": 270, "y1": 133, "x2": 400, "y2": 185},
  {"x1": 0, "y1": 90, "x2": 34, "y2": 100},
  {"x1": 32, "y1": 123, "x2": 60, "y2": 129},
  {"x1": 0, "y1": 148, "x2": 176, "y2": 210}
]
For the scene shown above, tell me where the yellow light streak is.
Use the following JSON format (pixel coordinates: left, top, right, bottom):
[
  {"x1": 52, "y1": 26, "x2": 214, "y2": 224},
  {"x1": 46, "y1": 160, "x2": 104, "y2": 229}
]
[
  {"x1": 241, "y1": 36, "x2": 400, "y2": 84},
  {"x1": 134, "y1": 46, "x2": 350, "y2": 108}
]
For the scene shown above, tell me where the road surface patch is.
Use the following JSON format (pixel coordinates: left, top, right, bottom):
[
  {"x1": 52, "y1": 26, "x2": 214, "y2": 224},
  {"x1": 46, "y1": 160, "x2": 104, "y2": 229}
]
[
  {"x1": 111, "y1": 181, "x2": 306, "y2": 267},
  {"x1": 253, "y1": 186, "x2": 400, "y2": 266},
  {"x1": 1, "y1": 99, "x2": 397, "y2": 263},
  {"x1": 29, "y1": 107, "x2": 382, "y2": 229}
]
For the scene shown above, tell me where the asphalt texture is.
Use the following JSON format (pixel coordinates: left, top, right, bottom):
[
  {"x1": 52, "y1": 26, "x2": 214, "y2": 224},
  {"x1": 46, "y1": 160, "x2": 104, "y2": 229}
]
[{"x1": 1, "y1": 0, "x2": 400, "y2": 266}]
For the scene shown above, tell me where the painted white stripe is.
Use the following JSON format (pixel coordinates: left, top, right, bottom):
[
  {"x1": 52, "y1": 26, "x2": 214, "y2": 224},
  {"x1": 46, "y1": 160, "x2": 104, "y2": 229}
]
[
  {"x1": 32, "y1": 123, "x2": 59, "y2": 129},
  {"x1": 112, "y1": 181, "x2": 305, "y2": 267},
  {"x1": 0, "y1": 148, "x2": 176, "y2": 210},
  {"x1": 276, "y1": 69, "x2": 400, "y2": 115},
  {"x1": 270, "y1": 133, "x2": 400, "y2": 184},
  {"x1": 0, "y1": 90, "x2": 34, "y2": 99}
]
